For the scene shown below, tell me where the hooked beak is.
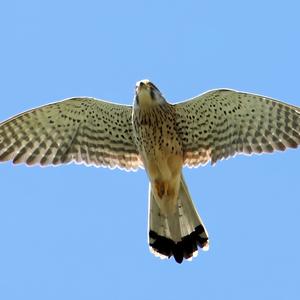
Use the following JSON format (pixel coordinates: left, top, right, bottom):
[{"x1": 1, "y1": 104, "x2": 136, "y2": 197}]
[{"x1": 135, "y1": 79, "x2": 151, "y2": 94}]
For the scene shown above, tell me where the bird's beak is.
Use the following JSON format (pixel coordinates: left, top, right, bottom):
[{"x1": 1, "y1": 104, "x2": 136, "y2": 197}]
[{"x1": 136, "y1": 80, "x2": 150, "y2": 94}]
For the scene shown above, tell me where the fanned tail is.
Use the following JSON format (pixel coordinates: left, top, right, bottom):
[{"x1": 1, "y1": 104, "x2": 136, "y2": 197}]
[{"x1": 148, "y1": 173, "x2": 209, "y2": 263}]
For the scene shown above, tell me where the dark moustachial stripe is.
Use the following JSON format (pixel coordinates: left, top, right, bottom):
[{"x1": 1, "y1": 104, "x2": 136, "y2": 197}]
[{"x1": 150, "y1": 89, "x2": 155, "y2": 101}]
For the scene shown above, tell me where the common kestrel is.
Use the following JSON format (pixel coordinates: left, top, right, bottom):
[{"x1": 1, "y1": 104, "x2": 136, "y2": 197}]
[{"x1": 0, "y1": 80, "x2": 299, "y2": 263}]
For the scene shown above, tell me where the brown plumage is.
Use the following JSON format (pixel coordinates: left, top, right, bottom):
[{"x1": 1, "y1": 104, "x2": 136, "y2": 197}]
[{"x1": 0, "y1": 79, "x2": 299, "y2": 263}]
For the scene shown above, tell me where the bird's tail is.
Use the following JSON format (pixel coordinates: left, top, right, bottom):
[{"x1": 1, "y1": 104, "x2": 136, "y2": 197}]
[{"x1": 148, "y1": 173, "x2": 209, "y2": 263}]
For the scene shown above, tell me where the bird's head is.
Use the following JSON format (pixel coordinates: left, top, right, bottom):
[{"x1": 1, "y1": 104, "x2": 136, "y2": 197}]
[{"x1": 134, "y1": 79, "x2": 166, "y2": 109}]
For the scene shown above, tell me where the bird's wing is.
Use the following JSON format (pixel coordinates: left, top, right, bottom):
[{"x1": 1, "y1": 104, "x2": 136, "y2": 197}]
[
  {"x1": 0, "y1": 97, "x2": 143, "y2": 171},
  {"x1": 174, "y1": 89, "x2": 300, "y2": 167}
]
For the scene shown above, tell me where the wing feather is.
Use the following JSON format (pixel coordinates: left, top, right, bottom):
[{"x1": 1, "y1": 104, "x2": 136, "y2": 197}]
[
  {"x1": 175, "y1": 89, "x2": 300, "y2": 167},
  {"x1": 0, "y1": 97, "x2": 142, "y2": 171}
]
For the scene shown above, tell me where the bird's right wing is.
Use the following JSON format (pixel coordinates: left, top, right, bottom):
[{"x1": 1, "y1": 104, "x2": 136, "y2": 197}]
[
  {"x1": 0, "y1": 97, "x2": 143, "y2": 171},
  {"x1": 174, "y1": 89, "x2": 300, "y2": 167}
]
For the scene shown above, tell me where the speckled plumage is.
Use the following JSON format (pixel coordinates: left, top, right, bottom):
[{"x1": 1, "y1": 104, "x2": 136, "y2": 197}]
[
  {"x1": 175, "y1": 89, "x2": 300, "y2": 166},
  {"x1": 0, "y1": 98, "x2": 142, "y2": 170},
  {"x1": 133, "y1": 104, "x2": 182, "y2": 157},
  {"x1": 0, "y1": 80, "x2": 299, "y2": 264}
]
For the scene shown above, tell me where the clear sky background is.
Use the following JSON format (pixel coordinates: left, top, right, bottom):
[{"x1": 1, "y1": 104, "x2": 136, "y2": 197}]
[{"x1": 0, "y1": 1, "x2": 299, "y2": 299}]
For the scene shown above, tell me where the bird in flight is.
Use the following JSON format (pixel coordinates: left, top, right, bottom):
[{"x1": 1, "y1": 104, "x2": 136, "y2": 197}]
[{"x1": 0, "y1": 80, "x2": 299, "y2": 263}]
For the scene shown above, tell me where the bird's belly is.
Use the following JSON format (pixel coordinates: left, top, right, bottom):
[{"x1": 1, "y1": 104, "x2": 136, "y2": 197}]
[
  {"x1": 136, "y1": 122, "x2": 183, "y2": 179},
  {"x1": 141, "y1": 145, "x2": 181, "y2": 180},
  {"x1": 133, "y1": 106, "x2": 184, "y2": 214},
  {"x1": 140, "y1": 135, "x2": 184, "y2": 215}
]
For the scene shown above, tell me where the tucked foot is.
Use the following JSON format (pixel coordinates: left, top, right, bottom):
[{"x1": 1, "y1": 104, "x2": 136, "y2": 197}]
[{"x1": 154, "y1": 180, "x2": 168, "y2": 198}]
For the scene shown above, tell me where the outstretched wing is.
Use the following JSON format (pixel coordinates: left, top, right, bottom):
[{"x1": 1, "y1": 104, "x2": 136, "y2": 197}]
[
  {"x1": 174, "y1": 89, "x2": 300, "y2": 167},
  {"x1": 0, "y1": 97, "x2": 143, "y2": 170}
]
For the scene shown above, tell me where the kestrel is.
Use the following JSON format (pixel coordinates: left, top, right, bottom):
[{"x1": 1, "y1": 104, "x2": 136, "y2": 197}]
[{"x1": 0, "y1": 80, "x2": 299, "y2": 263}]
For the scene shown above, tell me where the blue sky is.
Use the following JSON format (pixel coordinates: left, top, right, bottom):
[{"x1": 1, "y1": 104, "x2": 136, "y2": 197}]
[{"x1": 0, "y1": 1, "x2": 300, "y2": 299}]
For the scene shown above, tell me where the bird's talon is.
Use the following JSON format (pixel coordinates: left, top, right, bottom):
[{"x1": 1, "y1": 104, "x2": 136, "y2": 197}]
[{"x1": 154, "y1": 181, "x2": 168, "y2": 198}]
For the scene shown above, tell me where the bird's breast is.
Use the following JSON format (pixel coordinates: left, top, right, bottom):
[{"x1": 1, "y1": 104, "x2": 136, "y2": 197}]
[{"x1": 132, "y1": 105, "x2": 183, "y2": 160}]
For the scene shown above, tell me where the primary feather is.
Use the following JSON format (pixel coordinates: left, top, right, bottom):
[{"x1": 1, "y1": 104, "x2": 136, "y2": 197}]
[
  {"x1": 175, "y1": 89, "x2": 300, "y2": 167},
  {"x1": 0, "y1": 97, "x2": 142, "y2": 170}
]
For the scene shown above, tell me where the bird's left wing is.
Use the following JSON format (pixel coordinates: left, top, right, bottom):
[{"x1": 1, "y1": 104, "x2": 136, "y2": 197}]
[
  {"x1": 174, "y1": 89, "x2": 300, "y2": 167},
  {"x1": 0, "y1": 97, "x2": 143, "y2": 171}
]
